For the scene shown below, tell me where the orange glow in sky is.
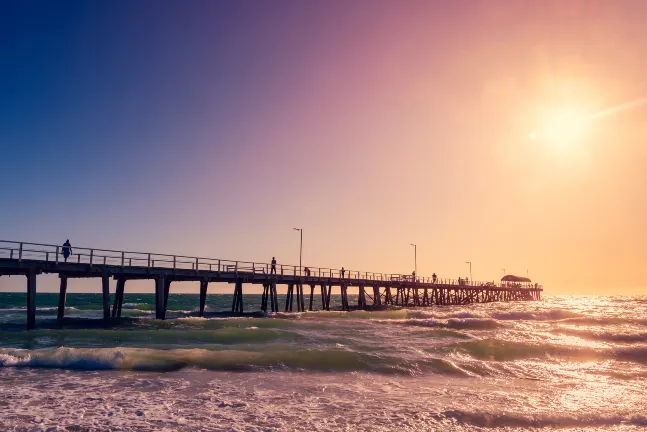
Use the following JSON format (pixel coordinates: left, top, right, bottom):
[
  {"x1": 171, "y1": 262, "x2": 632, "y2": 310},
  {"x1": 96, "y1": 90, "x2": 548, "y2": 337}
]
[{"x1": 1, "y1": 0, "x2": 646, "y2": 295}]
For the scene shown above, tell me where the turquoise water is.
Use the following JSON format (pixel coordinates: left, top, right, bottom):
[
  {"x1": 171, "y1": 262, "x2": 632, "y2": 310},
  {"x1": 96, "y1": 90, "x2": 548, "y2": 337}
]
[{"x1": 1, "y1": 293, "x2": 646, "y2": 431}]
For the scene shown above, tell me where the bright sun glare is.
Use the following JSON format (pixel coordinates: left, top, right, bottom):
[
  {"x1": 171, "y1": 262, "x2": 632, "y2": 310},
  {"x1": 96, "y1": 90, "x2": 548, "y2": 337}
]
[{"x1": 529, "y1": 107, "x2": 589, "y2": 149}]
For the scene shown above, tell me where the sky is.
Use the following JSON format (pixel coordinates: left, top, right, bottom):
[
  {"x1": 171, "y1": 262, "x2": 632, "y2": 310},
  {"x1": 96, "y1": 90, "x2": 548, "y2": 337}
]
[{"x1": 1, "y1": 0, "x2": 646, "y2": 295}]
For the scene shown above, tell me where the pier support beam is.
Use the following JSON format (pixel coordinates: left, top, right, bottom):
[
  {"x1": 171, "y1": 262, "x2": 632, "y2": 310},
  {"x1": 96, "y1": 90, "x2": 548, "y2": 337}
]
[
  {"x1": 309, "y1": 284, "x2": 315, "y2": 311},
  {"x1": 199, "y1": 280, "x2": 208, "y2": 317},
  {"x1": 270, "y1": 282, "x2": 278, "y2": 312},
  {"x1": 341, "y1": 284, "x2": 349, "y2": 311},
  {"x1": 26, "y1": 269, "x2": 37, "y2": 330},
  {"x1": 112, "y1": 278, "x2": 125, "y2": 318},
  {"x1": 358, "y1": 286, "x2": 366, "y2": 309},
  {"x1": 162, "y1": 279, "x2": 172, "y2": 320},
  {"x1": 57, "y1": 276, "x2": 68, "y2": 321},
  {"x1": 325, "y1": 284, "x2": 332, "y2": 311},
  {"x1": 320, "y1": 284, "x2": 327, "y2": 311},
  {"x1": 373, "y1": 286, "x2": 381, "y2": 306},
  {"x1": 155, "y1": 276, "x2": 166, "y2": 319},
  {"x1": 261, "y1": 284, "x2": 268, "y2": 312},
  {"x1": 294, "y1": 283, "x2": 300, "y2": 312},
  {"x1": 102, "y1": 274, "x2": 111, "y2": 322},
  {"x1": 285, "y1": 283, "x2": 294, "y2": 312},
  {"x1": 231, "y1": 279, "x2": 243, "y2": 314}
]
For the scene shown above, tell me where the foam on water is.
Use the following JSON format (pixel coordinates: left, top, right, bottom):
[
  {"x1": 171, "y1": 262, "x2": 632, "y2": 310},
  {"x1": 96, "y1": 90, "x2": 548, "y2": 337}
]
[{"x1": 0, "y1": 294, "x2": 646, "y2": 430}]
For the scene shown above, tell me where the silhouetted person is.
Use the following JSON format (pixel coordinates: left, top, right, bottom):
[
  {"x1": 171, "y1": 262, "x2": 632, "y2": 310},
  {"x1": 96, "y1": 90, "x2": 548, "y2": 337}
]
[
  {"x1": 270, "y1": 257, "x2": 277, "y2": 274},
  {"x1": 341, "y1": 267, "x2": 345, "y2": 278},
  {"x1": 62, "y1": 240, "x2": 72, "y2": 262},
  {"x1": 412, "y1": 271, "x2": 416, "y2": 282},
  {"x1": 304, "y1": 267, "x2": 311, "y2": 277},
  {"x1": 432, "y1": 273, "x2": 437, "y2": 283}
]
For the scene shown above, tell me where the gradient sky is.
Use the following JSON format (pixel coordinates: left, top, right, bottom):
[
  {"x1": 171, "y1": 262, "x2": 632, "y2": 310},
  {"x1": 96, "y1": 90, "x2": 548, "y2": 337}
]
[{"x1": 2, "y1": 0, "x2": 646, "y2": 294}]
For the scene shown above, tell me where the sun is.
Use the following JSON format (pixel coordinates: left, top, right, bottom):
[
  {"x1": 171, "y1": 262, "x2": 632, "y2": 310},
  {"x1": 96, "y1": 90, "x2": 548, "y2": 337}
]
[{"x1": 529, "y1": 107, "x2": 589, "y2": 150}]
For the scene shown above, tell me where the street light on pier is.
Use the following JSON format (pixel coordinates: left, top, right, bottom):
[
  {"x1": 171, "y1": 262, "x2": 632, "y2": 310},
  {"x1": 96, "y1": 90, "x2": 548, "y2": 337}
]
[
  {"x1": 465, "y1": 261, "x2": 472, "y2": 283},
  {"x1": 293, "y1": 228, "x2": 303, "y2": 275},
  {"x1": 410, "y1": 244, "x2": 417, "y2": 278}
]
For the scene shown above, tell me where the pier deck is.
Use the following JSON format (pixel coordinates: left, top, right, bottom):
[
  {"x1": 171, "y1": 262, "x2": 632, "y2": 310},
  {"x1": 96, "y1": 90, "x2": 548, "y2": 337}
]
[{"x1": 0, "y1": 240, "x2": 542, "y2": 329}]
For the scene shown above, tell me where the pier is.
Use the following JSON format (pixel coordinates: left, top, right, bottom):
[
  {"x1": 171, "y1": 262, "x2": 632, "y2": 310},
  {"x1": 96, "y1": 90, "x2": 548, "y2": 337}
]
[{"x1": 0, "y1": 240, "x2": 542, "y2": 329}]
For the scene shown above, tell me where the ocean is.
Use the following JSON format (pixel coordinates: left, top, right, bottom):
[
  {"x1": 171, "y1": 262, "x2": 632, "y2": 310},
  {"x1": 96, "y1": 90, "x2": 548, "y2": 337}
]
[{"x1": 0, "y1": 293, "x2": 645, "y2": 431}]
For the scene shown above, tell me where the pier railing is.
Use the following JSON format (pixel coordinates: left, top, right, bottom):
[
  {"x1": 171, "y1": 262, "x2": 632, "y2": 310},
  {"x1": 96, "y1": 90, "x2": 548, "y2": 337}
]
[{"x1": 0, "y1": 240, "x2": 539, "y2": 288}]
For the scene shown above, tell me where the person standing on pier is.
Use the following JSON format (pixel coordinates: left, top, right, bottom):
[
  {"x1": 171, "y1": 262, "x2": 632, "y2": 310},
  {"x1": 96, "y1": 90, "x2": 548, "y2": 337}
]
[
  {"x1": 304, "y1": 267, "x2": 311, "y2": 277},
  {"x1": 270, "y1": 257, "x2": 277, "y2": 274},
  {"x1": 341, "y1": 267, "x2": 345, "y2": 278},
  {"x1": 62, "y1": 240, "x2": 72, "y2": 262},
  {"x1": 432, "y1": 273, "x2": 437, "y2": 283}
]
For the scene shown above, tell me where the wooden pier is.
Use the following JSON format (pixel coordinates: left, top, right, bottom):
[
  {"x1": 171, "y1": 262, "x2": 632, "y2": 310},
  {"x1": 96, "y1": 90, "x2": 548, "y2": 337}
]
[{"x1": 0, "y1": 241, "x2": 542, "y2": 329}]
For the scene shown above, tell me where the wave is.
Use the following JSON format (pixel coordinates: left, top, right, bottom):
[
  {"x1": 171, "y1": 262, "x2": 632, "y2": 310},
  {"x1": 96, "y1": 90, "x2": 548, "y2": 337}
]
[
  {"x1": 551, "y1": 327, "x2": 647, "y2": 343},
  {"x1": 0, "y1": 347, "x2": 469, "y2": 375},
  {"x1": 440, "y1": 410, "x2": 647, "y2": 428},
  {"x1": 560, "y1": 316, "x2": 647, "y2": 327},
  {"x1": 491, "y1": 309, "x2": 583, "y2": 321},
  {"x1": 454, "y1": 338, "x2": 647, "y2": 365},
  {"x1": 0, "y1": 306, "x2": 78, "y2": 312},
  {"x1": 404, "y1": 318, "x2": 501, "y2": 331}
]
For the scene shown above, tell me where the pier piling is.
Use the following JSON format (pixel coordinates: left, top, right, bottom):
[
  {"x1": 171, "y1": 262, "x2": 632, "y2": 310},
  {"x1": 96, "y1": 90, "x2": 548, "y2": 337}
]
[
  {"x1": 199, "y1": 280, "x2": 208, "y2": 316},
  {"x1": 57, "y1": 276, "x2": 68, "y2": 321},
  {"x1": 102, "y1": 274, "x2": 111, "y2": 322},
  {"x1": 112, "y1": 278, "x2": 125, "y2": 318},
  {"x1": 26, "y1": 268, "x2": 37, "y2": 330},
  {"x1": 155, "y1": 276, "x2": 165, "y2": 319}
]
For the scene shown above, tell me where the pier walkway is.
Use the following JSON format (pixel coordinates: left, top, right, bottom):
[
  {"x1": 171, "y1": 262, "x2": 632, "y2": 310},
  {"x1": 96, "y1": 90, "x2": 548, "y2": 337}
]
[{"x1": 0, "y1": 240, "x2": 542, "y2": 329}]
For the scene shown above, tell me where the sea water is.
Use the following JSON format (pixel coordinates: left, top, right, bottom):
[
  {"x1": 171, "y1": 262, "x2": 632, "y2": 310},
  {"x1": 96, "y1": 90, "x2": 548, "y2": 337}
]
[{"x1": 0, "y1": 293, "x2": 645, "y2": 431}]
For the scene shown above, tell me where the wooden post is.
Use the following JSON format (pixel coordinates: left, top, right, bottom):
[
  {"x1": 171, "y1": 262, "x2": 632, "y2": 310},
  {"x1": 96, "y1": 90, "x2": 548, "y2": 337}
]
[
  {"x1": 102, "y1": 274, "x2": 111, "y2": 322},
  {"x1": 112, "y1": 278, "x2": 125, "y2": 318},
  {"x1": 320, "y1": 284, "x2": 327, "y2": 311},
  {"x1": 326, "y1": 283, "x2": 332, "y2": 311},
  {"x1": 285, "y1": 283, "x2": 294, "y2": 312},
  {"x1": 294, "y1": 283, "x2": 301, "y2": 312},
  {"x1": 162, "y1": 279, "x2": 171, "y2": 319},
  {"x1": 270, "y1": 282, "x2": 278, "y2": 312},
  {"x1": 299, "y1": 284, "x2": 305, "y2": 312},
  {"x1": 155, "y1": 276, "x2": 165, "y2": 319},
  {"x1": 231, "y1": 280, "x2": 238, "y2": 313},
  {"x1": 373, "y1": 285, "x2": 381, "y2": 306},
  {"x1": 57, "y1": 276, "x2": 68, "y2": 321},
  {"x1": 233, "y1": 279, "x2": 243, "y2": 314},
  {"x1": 199, "y1": 281, "x2": 208, "y2": 317},
  {"x1": 358, "y1": 286, "x2": 366, "y2": 309},
  {"x1": 26, "y1": 268, "x2": 37, "y2": 330},
  {"x1": 308, "y1": 284, "x2": 315, "y2": 311},
  {"x1": 261, "y1": 284, "x2": 268, "y2": 312}
]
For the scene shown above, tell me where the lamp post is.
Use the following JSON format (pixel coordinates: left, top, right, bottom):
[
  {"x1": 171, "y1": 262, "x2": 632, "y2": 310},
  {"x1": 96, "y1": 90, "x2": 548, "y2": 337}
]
[
  {"x1": 293, "y1": 228, "x2": 303, "y2": 275},
  {"x1": 465, "y1": 261, "x2": 472, "y2": 284},
  {"x1": 410, "y1": 244, "x2": 417, "y2": 279}
]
